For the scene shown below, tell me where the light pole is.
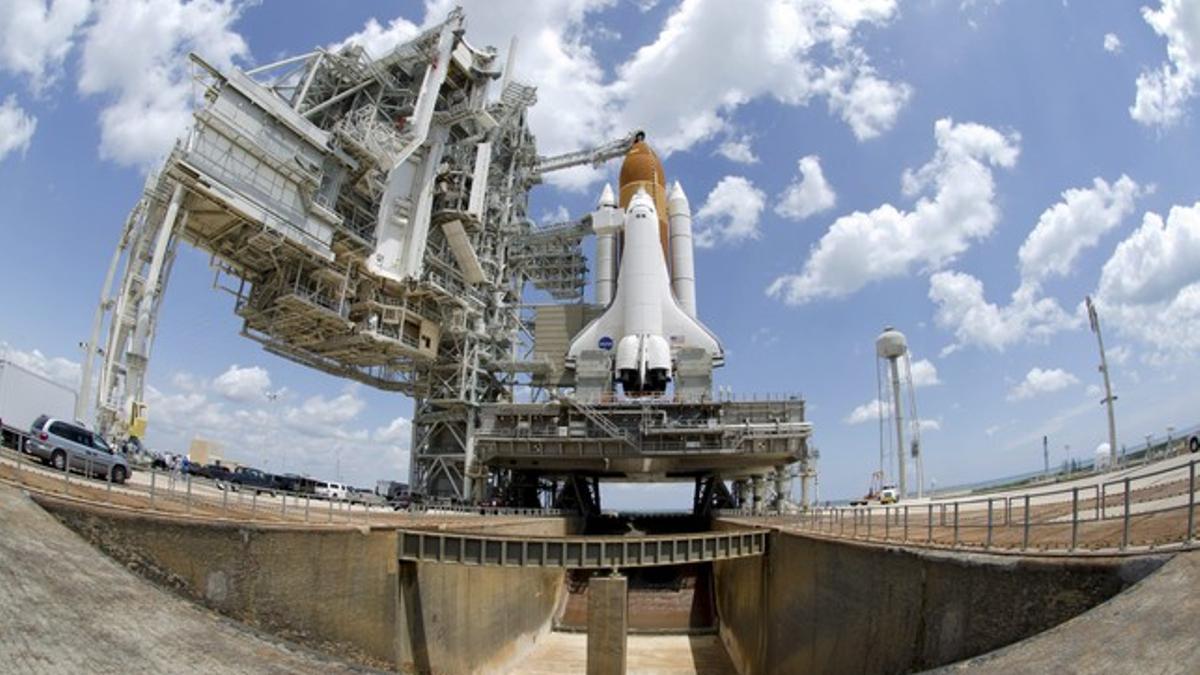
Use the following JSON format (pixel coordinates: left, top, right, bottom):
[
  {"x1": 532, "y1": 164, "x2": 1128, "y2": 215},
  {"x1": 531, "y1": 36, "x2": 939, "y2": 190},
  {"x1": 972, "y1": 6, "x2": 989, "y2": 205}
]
[
  {"x1": 1043, "y1": 435, "x2": 1049, "y2": 475},
  {"x1": 1086, "y1": 297, "x2": 1118, "y2": 469},
  {"x1": 1146, "y1": 433, "x2": 1154, "y2": 461},
  {"x1": 1168, "y1": 426, "x2": 1175, "y2": 457}
]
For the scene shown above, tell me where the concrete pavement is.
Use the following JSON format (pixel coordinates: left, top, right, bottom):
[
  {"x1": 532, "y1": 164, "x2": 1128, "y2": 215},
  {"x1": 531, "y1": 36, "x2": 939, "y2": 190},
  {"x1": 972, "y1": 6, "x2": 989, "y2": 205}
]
[{"x1": 0, "y1": 481, "x2": 380, "y2": 674}]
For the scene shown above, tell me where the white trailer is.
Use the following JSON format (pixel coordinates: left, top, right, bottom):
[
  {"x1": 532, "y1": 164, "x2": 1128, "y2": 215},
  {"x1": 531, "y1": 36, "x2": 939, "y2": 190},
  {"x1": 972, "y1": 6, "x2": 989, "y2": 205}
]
[{"x1": 0, "y1": 359, "x2": 79, "y2": 449}]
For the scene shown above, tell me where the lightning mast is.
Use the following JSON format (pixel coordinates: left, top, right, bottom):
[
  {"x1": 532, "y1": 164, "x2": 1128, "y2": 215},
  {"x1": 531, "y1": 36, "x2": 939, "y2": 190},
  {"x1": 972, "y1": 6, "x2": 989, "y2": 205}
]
[{"x1": 1086, "y1": 296, "x2": 1118, "y2": 469}]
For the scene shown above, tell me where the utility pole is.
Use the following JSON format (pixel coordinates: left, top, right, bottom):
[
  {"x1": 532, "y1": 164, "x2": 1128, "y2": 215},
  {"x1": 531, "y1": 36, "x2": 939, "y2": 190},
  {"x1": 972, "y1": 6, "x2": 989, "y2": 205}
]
[
  {"x1": 1086, "y1": 296, "x2": 1118, "y2": 469},
  {"x1": 1043, "y1": 435, "x2": 1049, "y2": 475}
]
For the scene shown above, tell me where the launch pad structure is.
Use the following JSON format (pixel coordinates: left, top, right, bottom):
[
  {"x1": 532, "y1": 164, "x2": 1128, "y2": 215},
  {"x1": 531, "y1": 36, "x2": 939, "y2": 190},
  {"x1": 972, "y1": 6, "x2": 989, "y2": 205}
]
[{"x1": 79, "y1": 9, "x2": 815, "y2": 513}]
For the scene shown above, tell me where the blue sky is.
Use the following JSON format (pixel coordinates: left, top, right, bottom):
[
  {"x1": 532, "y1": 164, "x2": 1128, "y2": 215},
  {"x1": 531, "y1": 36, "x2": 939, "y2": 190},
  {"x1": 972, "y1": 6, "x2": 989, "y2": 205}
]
[{"x1": 2, "y1": 0, "x2": 1200, "y2": 506}]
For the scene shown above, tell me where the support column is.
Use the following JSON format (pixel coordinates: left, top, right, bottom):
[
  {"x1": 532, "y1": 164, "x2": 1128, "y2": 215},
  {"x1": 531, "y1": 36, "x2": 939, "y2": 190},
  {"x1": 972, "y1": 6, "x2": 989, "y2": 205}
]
[
  {"x1": 799, "y1": 460, "x2": 811, "y2": 509},
  {"x1": 752, "y1": 475, "x2": 765, "y2": 515},
  {"x1": 588, "y1": 574, "x2": 627, "y2": 675}
]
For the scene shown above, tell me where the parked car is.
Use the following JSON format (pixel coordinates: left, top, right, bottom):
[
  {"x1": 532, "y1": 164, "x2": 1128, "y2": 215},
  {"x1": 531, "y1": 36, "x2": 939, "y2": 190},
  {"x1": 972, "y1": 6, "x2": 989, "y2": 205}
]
[
  {"x1": 314, "y1": 481, "x2": 348, "y2": 501},
  {"x1": 193, "y1": 462, "x2": 236, "y2": 486},
  {"x1": 231, "y1": 466, "x2": 278, "y2": 496},
  {"x1": 26, "y1": 415, "x2": 130, "y2": 484},
  {"x1": 389, "y1": 489, "x2": 413, "y2": 510}
]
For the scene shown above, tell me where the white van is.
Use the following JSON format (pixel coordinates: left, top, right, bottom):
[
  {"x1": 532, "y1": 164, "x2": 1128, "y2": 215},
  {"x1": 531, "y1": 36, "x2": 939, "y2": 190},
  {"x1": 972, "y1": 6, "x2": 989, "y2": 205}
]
[{"x1": 315, "y1": 481, "x2": 348, "y2": 500}]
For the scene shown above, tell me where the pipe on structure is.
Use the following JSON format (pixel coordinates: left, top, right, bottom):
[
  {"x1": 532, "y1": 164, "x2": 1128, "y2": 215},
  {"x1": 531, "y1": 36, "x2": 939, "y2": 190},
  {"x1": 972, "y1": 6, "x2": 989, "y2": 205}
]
[
  {"x1": 667, "y1": 181, "x2": 697, "y2": 318},
  {"x1": 752, "y1": 475, "x2": 765, "y2": 515},
  {"x1": 773, "y1": 464, "x2": 787, "y2": 509}
]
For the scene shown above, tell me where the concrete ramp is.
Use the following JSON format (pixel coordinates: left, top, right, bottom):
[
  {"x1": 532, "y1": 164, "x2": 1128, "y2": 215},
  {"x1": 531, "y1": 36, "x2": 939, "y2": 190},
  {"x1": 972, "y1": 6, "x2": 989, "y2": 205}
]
[
  {"x1": 0, "y1": 483, "x2": 375, "y2": 674},
  {"x1": 938, "y1": 550, "x2": 1200, "y2": 674}
]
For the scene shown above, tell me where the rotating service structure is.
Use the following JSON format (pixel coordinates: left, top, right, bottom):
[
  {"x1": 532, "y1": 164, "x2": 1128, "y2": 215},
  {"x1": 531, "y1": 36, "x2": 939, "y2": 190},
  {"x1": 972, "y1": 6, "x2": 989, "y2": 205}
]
[{"x1": 82, "y1": 9, "x2": 814, "y2": 511}]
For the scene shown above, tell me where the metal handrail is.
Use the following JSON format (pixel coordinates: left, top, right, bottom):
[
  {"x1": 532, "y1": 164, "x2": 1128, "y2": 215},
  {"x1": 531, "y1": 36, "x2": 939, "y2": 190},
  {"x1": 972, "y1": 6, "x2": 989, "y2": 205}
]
[
  {"x1": 0, "y1": 445, "x2": 568, "y2": 526},
  {"x1": 724, "y1": 457, "x2": 1200, "y2": 556}
]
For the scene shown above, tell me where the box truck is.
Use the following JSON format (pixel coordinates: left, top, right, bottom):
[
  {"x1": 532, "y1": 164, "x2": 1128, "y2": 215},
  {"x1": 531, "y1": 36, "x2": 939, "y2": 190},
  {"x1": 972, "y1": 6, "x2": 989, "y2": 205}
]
[{"x1": 0, "y1": 358, "x2": 79, "y2": 450}]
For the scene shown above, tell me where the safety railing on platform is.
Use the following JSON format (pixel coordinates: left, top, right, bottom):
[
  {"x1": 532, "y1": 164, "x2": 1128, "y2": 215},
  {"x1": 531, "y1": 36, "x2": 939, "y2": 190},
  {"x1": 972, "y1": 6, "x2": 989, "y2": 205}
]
[
  {"x1": 397, "y1": 528, "x2": 767, "y2": 568},
  {"x1": 720, "y1": 457, "x2": 1200, "y2": 555},
  {"x1": 0, "y1": 443, "x2": 566, "y2": 525}
]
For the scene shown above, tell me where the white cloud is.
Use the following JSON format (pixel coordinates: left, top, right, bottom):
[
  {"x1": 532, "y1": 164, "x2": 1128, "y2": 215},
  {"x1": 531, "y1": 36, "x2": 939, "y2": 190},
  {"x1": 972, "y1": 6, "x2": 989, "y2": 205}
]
[
  {"x1": 1007, "y1": 367, "x2": 1079, "y2": 401},
  {"x1": 844, "y1": 394, "x2": 939, "y2": 431},
  {"x1": 818, "y1": 49, "x2": 913, "y2": 141},
  {"x1": 374, "y1": 416, "x2": 411, "y2": 444},
  {"x1": 929, "y1": 271, "x2": 1078, "y2": 354},
  {"x1": 78, "y1": 0, "x2": 249, "y2": 167},
  {"x1": 1093, "y1": 201, "x2": 1200, "y2": 356},
  {"x1": 1108, "y1": 344, "x2": 1131, "y2": 365},
  {"x1": 332, "y1": 15, "x2": 419, "y2": 58},
  {"x1": 1085, "y1": 383, "x2": 1103, "y2": 398},
  {"x1": 0, "y1": 0, "x2": 92, "y2": 90},
  {"x1": 694, "y1": 175, "x2": 766, "y2": 247},
  {"x1": 1, "y1": 343, "x2": 81, "y2": 390},
  {"x1": 285, "y1": 389, "x2": 367, "y2": 431},
  {"x1": 1017, "y1": 175, "x2": 1143, "y2": 282},
  {"x1": 540, "y1": 204, "x2": 571, "y2": 224},
  {"x1": 715, "y1": 135, "x2": 758, "y2": 164},
  {"x1": 928, "y1": 175, "x2": 1138, "y2": 354},
  {"x1": 211, "y1": 364, "x2": 271, "y2": 403},
  {"x1": 909, "y1": 358, "x2": 940, "y2": 387},
  {"x1": 324, "y1": 1, "x2": 912, "y2": 191},
  {"x1": 775, "y1": 154, "x2": 836, "y2": 221},
  {"x1": 146, "y1": 376, "x2": 408, "y2": 485},
  {"x1": 612, "y1": 0, "x2": 910, "y2": 155},
  {"x1": 845, "y1": 397, "x2": 889, "y2": 425},
  {"x1": 1130, "y1": 0, "x2": 1200, "y2": 128},
  {"x1": 0, "y1": 95, "x2": 37, "y2": 161},
  {"x1": 768, "y1": 118, "x2": 1019, "y2": 304},
  {"x1": 1103, "y1": 32, "x2": 1122, "y2": 54}
]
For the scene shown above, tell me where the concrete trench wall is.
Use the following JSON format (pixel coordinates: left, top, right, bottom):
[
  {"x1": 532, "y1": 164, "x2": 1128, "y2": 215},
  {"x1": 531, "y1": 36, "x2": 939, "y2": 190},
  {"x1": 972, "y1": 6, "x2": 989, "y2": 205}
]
[
  {"x1": 713, "y1": 528, "x2": 1165, "y2": 675},
  {"x1": 398, "y1": 561, "x2": 563, "y2": 674},
  {"x1": 36, "y1": 495, "x2": 566, "y2": 673}
]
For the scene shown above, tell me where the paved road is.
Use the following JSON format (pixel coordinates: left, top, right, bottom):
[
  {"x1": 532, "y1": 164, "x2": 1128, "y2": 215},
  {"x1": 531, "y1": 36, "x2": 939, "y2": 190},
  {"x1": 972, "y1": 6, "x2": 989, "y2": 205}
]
[{"x1": 0, "y1": 482, "x2": 381, "y2": 674}]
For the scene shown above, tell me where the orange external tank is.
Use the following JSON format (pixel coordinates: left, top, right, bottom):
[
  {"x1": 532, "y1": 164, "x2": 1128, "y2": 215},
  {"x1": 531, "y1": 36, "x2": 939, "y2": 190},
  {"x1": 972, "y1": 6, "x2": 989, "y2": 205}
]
[{"x1": 617, "y1": 132, "x2": 671, "y2": 266}]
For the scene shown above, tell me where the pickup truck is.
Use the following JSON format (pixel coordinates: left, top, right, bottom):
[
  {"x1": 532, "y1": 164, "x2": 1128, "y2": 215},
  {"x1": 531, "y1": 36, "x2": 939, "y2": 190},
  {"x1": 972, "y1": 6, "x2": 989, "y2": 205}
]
[
  {"x1": 191, "y1": 462, "x2": 235, "y2": 484},
  {"x1": 231, "y1": 467, "x2": 278, "y2": 496}
]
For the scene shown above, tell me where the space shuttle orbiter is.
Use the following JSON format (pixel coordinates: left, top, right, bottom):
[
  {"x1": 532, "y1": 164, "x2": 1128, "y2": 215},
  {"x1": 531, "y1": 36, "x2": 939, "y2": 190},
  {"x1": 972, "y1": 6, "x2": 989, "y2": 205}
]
[{"x1": 566, "y1": 135, "x2": 723, "y2": 396}]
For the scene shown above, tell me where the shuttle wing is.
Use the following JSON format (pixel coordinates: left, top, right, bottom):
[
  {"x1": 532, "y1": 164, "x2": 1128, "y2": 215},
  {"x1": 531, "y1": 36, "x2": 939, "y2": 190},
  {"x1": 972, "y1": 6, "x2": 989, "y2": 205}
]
[
  {"x1": 566, "y1": 307, "x2": 622, "y2": 365},
  {"x1": 660, "y1": 297, "x2": 724, "y2": 365}
]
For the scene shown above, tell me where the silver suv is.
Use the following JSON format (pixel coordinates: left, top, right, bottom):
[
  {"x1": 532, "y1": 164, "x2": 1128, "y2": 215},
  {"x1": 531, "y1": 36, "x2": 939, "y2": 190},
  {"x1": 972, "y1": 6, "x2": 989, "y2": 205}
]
[{"x1": 27, "y1": 415, "x2": 130, "y2": 484}]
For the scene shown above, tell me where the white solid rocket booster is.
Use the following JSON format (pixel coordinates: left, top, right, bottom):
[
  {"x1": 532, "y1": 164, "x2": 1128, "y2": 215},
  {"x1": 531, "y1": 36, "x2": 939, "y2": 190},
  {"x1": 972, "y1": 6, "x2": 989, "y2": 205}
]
[
  {"x1": 667, "y1": 181, "x2": 696, "y2": 319},
  {"x1": 593, "y1": 184, "x2": 621, "y2": 307}
]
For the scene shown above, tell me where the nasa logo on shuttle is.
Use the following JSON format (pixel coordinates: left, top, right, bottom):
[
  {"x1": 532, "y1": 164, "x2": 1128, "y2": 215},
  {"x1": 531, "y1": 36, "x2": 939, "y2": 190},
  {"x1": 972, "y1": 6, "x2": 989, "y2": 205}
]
[{"x1": 598, "y1": 336, "x2": 614, "y2": 351}]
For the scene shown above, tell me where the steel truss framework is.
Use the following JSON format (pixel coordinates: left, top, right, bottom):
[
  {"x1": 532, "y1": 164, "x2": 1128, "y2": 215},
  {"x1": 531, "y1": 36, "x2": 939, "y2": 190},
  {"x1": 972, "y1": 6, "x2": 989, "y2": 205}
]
[
  {"x1": 82, "y1": 10, "x2": 619, "y2": 501},
  {"x1": 82, "y1": 10, "x2": 815, "y2": 508}
]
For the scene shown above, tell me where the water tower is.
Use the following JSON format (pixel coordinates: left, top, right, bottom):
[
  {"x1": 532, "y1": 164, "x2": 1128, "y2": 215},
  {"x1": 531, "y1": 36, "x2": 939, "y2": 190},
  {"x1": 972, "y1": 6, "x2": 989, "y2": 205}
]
[{"x1": 875, "y1": 326, "x2": 923, "y2": 500}]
